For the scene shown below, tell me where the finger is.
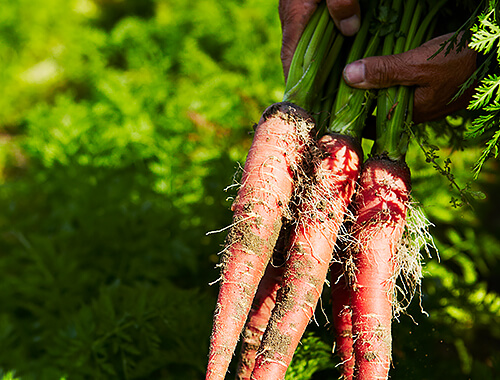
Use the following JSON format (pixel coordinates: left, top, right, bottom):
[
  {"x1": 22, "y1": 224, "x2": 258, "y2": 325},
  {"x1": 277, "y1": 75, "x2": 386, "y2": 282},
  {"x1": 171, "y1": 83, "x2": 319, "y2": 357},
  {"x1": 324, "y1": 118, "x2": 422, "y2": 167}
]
[
  {"x1": 342, "y1": 54, "x2": 422, "y2": 89},
  {"x1": 326, "y1": 0, "x2": 360, "y2": 36},
  {"x1": 342, "y1": 33, "x2": 455, "y2": 89},
  {"x1": 280, "y1": 0, "x2": 321, "y2": 78}
]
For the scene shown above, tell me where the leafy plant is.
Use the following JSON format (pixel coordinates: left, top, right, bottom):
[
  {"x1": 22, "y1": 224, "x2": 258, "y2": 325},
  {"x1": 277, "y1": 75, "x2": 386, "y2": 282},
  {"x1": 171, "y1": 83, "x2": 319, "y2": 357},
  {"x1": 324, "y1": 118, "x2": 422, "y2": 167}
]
[
  {"x1": 286, "y1": 333, "x2": 335, "y2": 380},
  {"x1": 466, "y1": 0, "x2": 500, "y2": 177}
]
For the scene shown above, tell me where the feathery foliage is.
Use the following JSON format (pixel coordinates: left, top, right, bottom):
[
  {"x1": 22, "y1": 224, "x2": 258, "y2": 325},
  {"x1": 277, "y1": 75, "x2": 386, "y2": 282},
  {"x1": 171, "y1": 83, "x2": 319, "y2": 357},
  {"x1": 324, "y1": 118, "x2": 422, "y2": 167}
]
[{"x1": 466, "y1": 0, "x2": 500, "y2": 178}]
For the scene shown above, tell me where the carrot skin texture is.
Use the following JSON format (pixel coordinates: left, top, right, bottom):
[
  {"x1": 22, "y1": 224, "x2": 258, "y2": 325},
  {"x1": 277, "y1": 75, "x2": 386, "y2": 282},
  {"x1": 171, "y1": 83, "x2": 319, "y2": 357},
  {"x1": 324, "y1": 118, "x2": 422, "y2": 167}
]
[
  {"x1": 251, "y1": 134, "x2": 362, "y2": 380},
  {"x1": 350, "y1": 158, "x2": 410, "y2": 380},
  {"x1": 236, "y1": 264, "x2": 284, "y2": 380},
  {"x1": 331, "y1": 263, "x2": 354, "y2": 380},
  {"x1": 206, "y1": 102, "x2": 315, "y2": 380},
  {"x1": 236, "y1": 225, "x2": 291, "y2": 379}
]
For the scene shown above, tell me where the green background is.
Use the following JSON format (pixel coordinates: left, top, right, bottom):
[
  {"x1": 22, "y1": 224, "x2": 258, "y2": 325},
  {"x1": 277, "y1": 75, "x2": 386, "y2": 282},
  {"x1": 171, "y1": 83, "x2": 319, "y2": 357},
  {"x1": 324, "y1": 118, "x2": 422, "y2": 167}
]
[{"x1": 0, "y1": 0, "x2": 498, "y2": 379}]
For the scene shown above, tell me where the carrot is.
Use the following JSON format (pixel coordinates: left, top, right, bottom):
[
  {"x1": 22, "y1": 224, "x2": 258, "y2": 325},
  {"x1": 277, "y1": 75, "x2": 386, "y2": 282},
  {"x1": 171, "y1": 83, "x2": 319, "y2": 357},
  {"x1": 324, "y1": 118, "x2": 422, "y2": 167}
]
[
  {"x1": 250, "y1": 133, "x2": 362, "y2": 379},
  {"x1": 205, "y1": 102, "x2": 315, "y2": 380},
  {"x1": 349, "y1": 157, "x2": 410, "y2": 380},
  {"x1": 345, "y1": 3, "x2": 414, "y2": 376},
  {"x1": 205, "y1": 0, "x2": 448, "y2": 377},
  {"x1": 345, "y1": 1, "x2": 445, "y2": 375},
  {"x1": 243, "y1": 6, "x2": 378, "y2": 377},
  {"x1": 206, "y1": 5, "x2": 343, "y2": 377},
  {"x1": 321, "y1": 8, "x2": 379, "y2": 379},
  {"x1": 236, "y1": 264, "x2": 285, "y2": 380},
  {"x1": 331, "y1": 259, "x2": 354, "y2": 379},
  {"x1": 235, "y1": 223, "x2": 292, "y2": 380}
]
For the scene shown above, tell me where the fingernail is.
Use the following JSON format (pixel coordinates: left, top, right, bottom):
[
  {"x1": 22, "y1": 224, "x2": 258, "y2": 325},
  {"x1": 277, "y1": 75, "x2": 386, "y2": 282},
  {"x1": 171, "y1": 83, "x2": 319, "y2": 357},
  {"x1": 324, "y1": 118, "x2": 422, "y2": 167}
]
[
  {"x1": 343, "y1": 61, "x2": 365, "y2": 85},
  {"x1": 339, "y1": 15, "x2": 360, "y2": 36}
]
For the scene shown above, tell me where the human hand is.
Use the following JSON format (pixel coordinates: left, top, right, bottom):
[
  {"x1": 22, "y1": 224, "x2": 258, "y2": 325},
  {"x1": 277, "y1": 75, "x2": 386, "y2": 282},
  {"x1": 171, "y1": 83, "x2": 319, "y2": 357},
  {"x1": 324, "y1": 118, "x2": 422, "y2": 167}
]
[
  {"x1": 280, "y1": 0, "x2": 361, "y2": 79},
  {"x1": 342, "y1": 33, "x2": 477, "y2": 124}
]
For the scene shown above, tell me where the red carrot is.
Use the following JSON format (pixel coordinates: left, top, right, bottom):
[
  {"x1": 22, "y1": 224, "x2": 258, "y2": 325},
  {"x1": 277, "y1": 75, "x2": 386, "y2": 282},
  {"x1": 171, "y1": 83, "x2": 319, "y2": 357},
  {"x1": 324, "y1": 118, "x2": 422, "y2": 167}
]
[
  {"x1": 236, "y1": 264, "x2": 285, "y2": 380},
  {"x1": 331, "y1": 260, "x2": 354, "y2": 379},
  {"x1": 235, "y1": 223, "x2": 292, "y2": 380},
  {"x1": 250, "y1": 133, "x2": 361, "y2": 379},
  {"x1": 346, "y1": 1, "x2": 443, "y2": 376},
  {"x1": 349, "y1": 157, "x2": 410, "y2": 380},
  {"x1": 207, "y1": 6, "x2": 341, "y2": 377},
  {"x1": 247, "y1": 8, "x2": 376, "y2": 377},
  {"x1": 322, "y1": 8, "x2": 378, "y2": 379},
  {"x1": 205, "y1": 102, "x2": 315, "y2": 380}
]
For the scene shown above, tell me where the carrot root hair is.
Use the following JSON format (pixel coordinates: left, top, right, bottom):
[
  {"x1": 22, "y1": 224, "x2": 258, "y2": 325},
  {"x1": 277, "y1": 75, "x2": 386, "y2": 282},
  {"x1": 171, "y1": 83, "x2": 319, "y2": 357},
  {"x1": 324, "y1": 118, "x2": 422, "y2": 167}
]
[
  {"x1": 206, "y1": 102, "x2": 315, "y2": 380},
  {"x1": 251, "y1": 133, "x2": 362, "y2": 379},
  {"x1": 348, "y1": 157, "x2": 410, "y2": 380}
]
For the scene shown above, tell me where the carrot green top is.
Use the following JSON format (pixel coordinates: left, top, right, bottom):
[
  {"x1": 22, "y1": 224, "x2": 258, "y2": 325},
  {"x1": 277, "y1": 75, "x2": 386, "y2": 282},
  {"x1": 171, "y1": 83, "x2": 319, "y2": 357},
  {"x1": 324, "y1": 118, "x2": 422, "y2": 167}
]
[{"x1": 282, "y1": 0, "x2": 447, "y2": 149}]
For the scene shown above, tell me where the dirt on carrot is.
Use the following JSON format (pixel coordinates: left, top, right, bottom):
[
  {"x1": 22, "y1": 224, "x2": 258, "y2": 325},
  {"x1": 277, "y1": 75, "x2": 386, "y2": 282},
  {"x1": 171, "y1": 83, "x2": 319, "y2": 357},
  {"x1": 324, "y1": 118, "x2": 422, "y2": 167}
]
[
  {"x1": 206, "y1": 102, "x2": 316, "y2": 380},
  {"x1": 235, "y1": 220, "x2": 293, "y2": 379},
  {"x1": 250, "y1": 133, "x2": 362, "y2": 380},
  {"x1": 348, "y1": 157, "x2": 411, "y2": 380},
  {"x1": 331, "y1": 260, "x2": 355, "y2": 380}
]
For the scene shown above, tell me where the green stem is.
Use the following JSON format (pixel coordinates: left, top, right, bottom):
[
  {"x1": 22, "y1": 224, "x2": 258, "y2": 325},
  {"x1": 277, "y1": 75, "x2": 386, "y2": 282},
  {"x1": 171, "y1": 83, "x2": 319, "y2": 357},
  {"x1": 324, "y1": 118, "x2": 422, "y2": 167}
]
[
  {"x1": 285, "y1": 4, "x2": 324, "y2": 90},
  {"x1": 328, "y1": 3, "x2": 379, "y2": 139},
  {"x1": 373, "y1": 0, "x2": 447, "y2": 160},
  {"x1": 376, "y1": 0, "x2": 403, "y2": 140},
  {"x1": 313, "y1": 52, "x2": 344, "y2": 131},
  {"x1": 283, "y1": 3, "x2": 338, "y2": 111},
  {"x1": 303, "y1": 5, "x2": 333, "y2": 68},
  {"x1": 412, "y1": 0, "x2": 448, "y2": 49},
  {"x1": 313, "y1": 33, "x2": 345, "y2": 101},
  {"x1": 403, "y1": 1, "x2": 423, "y2": 52}
]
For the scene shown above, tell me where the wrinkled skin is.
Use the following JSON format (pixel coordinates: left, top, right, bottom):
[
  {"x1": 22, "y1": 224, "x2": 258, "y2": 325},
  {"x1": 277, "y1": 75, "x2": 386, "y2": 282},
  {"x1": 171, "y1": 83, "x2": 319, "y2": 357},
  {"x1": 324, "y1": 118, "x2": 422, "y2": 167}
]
[{"x1": 280, "y1": 0, "x2": 477, "y2": 123}]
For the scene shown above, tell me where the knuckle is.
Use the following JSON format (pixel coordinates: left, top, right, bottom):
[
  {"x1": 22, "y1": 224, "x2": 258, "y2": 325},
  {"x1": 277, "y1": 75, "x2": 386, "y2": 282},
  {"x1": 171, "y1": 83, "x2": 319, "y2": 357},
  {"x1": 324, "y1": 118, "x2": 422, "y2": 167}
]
[
  {"x1": 366, "y1": 55, "x2": 411, "y2": 87},
  {"x1": 365, "y1": 58, "x2": 391, "y2": 87}
]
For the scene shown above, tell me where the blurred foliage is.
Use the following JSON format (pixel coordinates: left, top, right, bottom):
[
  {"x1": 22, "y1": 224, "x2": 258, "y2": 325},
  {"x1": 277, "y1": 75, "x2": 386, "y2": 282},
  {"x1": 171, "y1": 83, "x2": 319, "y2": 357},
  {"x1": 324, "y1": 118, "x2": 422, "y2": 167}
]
[
  {"x1": 286, "y1": 333, "x2": 335, "y2": 380},
  {"x1": 0, "y1": 0, "x2": 499, "y2": 379}
]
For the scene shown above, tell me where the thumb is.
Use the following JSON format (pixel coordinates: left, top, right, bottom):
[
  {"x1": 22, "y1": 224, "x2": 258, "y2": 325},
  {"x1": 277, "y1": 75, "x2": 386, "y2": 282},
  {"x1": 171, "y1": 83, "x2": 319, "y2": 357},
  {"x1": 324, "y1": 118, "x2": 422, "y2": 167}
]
[{"x1": 342, "y1": 53, "x2": 419, "y2": 89}]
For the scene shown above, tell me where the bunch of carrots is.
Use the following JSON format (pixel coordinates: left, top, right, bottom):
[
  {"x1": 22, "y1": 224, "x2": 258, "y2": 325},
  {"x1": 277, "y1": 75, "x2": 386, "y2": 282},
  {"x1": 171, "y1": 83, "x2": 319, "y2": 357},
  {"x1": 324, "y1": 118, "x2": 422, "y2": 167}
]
[{"x1": 206, "y1": 0, "x2": 445, "y2": 379}]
